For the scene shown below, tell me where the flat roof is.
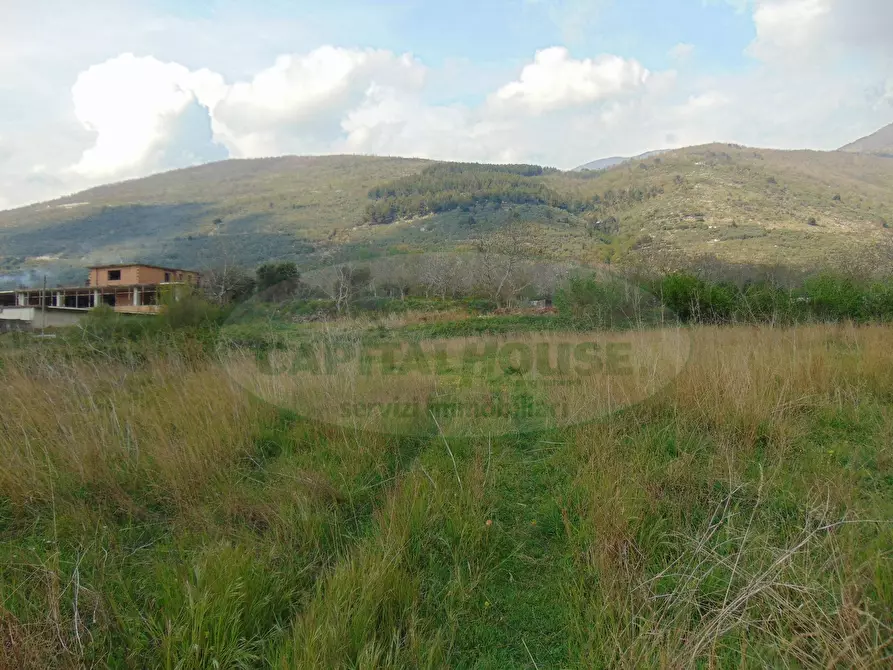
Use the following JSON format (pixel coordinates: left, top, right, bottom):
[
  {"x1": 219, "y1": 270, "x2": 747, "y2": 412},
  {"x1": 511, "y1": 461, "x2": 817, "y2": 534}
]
[
  {"x1": 1, "y1": 281, "x2": 191, "y2": 294},
  {"x1": 88, "y1": 263, "x2": 199, "y2": 273}
]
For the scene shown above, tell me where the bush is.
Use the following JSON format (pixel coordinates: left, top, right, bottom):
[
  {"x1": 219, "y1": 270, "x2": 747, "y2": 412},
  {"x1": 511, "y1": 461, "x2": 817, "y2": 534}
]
[
  {"x1": 79, "y1": 304, "x2": 157, "y2": 341},
  {"x1": 158, "y1": 286, "x2": 223, "y2": 330},
  {"x1": 803, "y1": 275, "x2": 865, "y2": 321},
  {"x1": 653, "y1": 273, "x2": 704, "y2": 322},
  {"x1": 643, "y1": 272, "x2": 893, "y2": 326},
  {"x1": 555, "y1": 274, "x2": 655, "y2": 329},
  {"x1": 256, "y1": 262, "x2": 306, "y2": 302}
]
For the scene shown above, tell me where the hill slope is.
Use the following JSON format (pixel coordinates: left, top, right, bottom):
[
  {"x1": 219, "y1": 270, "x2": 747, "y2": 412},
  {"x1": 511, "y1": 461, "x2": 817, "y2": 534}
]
[
  {"x1": 575, "y1": 156, "x2": 629, "y2": 171},
  {"x1": 550, "y1": 144, "x2": 893, "y2": 268},
  {"x1": 839, "y1": 122, "x2": 893, "y2": 156},
  {"x1": 2, "y1": 144, "x2": 893, "y2": 286},
  {"x1": 0, "y1": 155, "x2": 431, "y2": 285}
]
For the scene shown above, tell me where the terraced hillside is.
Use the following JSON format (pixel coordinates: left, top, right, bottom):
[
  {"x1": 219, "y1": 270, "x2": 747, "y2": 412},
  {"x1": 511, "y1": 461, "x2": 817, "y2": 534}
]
[{"x1": 2, "y1": 144, "x2": 893, "y2": 286}]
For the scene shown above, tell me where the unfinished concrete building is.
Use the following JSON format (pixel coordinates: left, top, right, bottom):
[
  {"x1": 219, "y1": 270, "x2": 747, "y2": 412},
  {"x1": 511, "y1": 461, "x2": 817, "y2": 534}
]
[{"x1": 0, "y1": 264, "x2": 200, "y2": 331}]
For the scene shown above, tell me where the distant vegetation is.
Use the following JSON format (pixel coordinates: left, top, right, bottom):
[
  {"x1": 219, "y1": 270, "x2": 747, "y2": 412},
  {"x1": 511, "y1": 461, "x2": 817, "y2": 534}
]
[
  {"x1": 361, "y1": 161, "x2": 666, "y2": 226},
  {"x1": 361, "y1": 163, "x2": 573, "y2": 225},
  {"x1": 202, "y1": 254, "x2": 893, "y2": 346},
  {"x1": 3, "y1": 144, "x2": 893, "y2": 286}
]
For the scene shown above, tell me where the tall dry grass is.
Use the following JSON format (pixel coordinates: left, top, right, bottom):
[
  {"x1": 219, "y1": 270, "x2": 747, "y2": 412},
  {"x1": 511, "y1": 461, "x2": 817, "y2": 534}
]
[
  {"x1": 0, "y1": 351, "x2": 264, "y2": 510},
  {"x1": 0, "y1": 322, "x2": 890, "y2": 668},
  {"x1": 568, "y1": 323, "x2": 893, "y2": 668},
  {"x1": 222, "y1": 326, "x2": 691, "y2": 437}
]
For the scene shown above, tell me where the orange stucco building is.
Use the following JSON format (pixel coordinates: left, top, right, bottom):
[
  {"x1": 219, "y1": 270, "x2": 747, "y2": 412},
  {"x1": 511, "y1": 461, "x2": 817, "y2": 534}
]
[{"x1": 88, "y1": 264, "x2": 200, "y2": 289}]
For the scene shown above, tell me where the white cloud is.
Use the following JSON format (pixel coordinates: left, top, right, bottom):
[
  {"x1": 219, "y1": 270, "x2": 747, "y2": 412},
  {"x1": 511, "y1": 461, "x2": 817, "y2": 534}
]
[
  {"x1": 339, "y1": 85, "x2": 524, "y2": 164},
  {"x1": 747, "y1": 0, "x2": 893, "y2": 61},
  {"x1": 70, "y1": 54, "x2": 227, "y2": 178},
  {"x1": 491, "y1": 47, "x2": 651, "y2": 115},
  {"x1": 64, "y1": 47, "x2": 426, "y2": 180},
  {"x1": 212, "y1": 46, "x2": 426, "y2": 158},
  {"x1": 669, "y1": 43, "x2": 696, "y2": 61},
  {"x1": 675, "y1": 91, "x2": 731, "y2": 116},
  {"x1": 1, "y1": 0, "x2": 892, "y2": 212},
  {"x1": 748, "y1": 0, "x2": 831, "y2": 58},
  {"x1": 48, "y1": 44, "x2": 664, "y2": 192}
]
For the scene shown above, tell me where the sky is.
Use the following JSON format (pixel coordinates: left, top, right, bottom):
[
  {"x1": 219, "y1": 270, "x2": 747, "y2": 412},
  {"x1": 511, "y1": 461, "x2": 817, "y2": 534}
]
[{"x1": 0, "y1": 0, "x2": 891, "y2": 210}]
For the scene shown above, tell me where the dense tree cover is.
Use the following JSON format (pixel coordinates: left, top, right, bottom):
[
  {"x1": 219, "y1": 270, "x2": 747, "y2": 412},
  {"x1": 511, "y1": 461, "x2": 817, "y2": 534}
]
[
  {"x1": 362, "y1": 162, "x2": 670, "y2": 225},
  {"x1": 362, "y1": 163, "x2": 585, "y2": 225},
  {"x1": 256, "y1": 261, "x2": 299, "y2": 292}
]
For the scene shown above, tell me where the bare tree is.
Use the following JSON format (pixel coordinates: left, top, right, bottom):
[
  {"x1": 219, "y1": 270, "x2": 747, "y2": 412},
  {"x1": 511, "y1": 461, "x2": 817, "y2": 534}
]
[
  {"x1": 203, "y1": 264, "x2": 256, "y2": 305},
  {"x1": 471, "y1": 215, "x2": 535, "y2": 306},
  {"x1": 318, "y1": 264, "x2": 373, "y2": 314},
  {"x1": 421, "y1": 254, "x2": 461, "y2": 299},
  {"x1": 200, "y1": 239, "x2": 256, "y2": 305}
]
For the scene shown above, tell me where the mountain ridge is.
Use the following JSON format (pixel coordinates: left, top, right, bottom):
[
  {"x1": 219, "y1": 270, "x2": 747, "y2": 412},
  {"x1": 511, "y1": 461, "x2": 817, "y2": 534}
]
[
  {"x1": 574, "y1": 149, "x2": 668, "y2": 172},
  {"x1": 839, "y1": 122, "x2": 893, "y2": 156},
  {"x1": 2, "y1": 143, "x2": 893, "y2": 287}
]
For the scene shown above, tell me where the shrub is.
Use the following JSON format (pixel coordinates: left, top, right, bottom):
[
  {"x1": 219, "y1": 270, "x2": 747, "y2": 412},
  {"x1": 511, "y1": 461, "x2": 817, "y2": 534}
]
[
  {"x1": 803, "y1": 274, "x2": 865, "y2": 321},
  {"x1": 555, "y1": 274, "x2": 655, "y2": 329},
  {"x1": 158, "y1": 286, "x2": 223, "y2": 330}
]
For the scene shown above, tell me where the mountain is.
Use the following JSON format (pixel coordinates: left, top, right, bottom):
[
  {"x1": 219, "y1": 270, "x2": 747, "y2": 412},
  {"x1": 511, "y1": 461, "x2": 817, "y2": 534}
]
[
  {"x1": 839, "y1": 122, "x2": 893, "y2": 156},
  {"x1": 2, "y1": 143, "x2": 893, "y2": 287},
  {"x1": 574, "y1": 150, "x2": 667, "y2": 172},
  {"x1": 0, "y1": 155, "x2": 431, "y2": 285},
  {"x1": 575, "y1": 156, "x2": 629, "y2": 171}
]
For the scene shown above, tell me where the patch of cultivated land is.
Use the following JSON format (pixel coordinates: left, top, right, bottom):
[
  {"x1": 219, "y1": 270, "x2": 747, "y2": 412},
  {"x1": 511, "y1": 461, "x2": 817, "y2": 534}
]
[{"x1": 1, "y1": 321, "x2": 892, "y2": 668}]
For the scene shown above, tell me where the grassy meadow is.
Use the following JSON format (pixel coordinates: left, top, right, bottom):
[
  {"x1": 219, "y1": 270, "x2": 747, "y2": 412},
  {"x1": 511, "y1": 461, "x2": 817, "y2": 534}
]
[{"x1": 1, "y1": 318, "x2": 892, "y2": 669}]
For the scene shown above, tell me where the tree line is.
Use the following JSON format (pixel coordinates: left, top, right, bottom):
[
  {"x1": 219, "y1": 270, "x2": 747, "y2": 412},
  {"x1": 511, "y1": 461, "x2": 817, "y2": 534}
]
[
  {"x1": 361, "y1": 162, "x2": 669, "y2": 226},
  {"x1": 205, "y1": 254, "x2": 893, "y2": 328},
  {"x1": 362, "y1": 163, "x2": 585, "y2": 225}
]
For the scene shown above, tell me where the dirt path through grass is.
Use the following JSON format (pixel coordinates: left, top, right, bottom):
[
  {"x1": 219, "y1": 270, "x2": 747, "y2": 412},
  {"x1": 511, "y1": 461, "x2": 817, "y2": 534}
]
[{"x1": 444, "y1": 432, "x2": 577, "y2": 668}]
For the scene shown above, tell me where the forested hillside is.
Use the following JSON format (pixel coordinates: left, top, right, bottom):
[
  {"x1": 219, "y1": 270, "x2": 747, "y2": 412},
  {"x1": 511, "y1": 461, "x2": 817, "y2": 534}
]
[{"x1": 362, "y1": 163, "x2": 567, "y2": 225}]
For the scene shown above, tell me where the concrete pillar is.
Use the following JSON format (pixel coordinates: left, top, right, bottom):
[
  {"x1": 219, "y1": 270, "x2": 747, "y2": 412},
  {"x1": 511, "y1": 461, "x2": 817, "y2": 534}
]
[
  {"x1": 134, "y1": 286, "x2": 141, "y2": 307},
  {"x1": 93, "y1": 289, "x2": 101, "y2": 308},
  {"x1": 55, "y1": 291, "x2": 63, "y2": 307},
  {"x1": 16, "y1": 292, "x2": 26, "y2": 306}
]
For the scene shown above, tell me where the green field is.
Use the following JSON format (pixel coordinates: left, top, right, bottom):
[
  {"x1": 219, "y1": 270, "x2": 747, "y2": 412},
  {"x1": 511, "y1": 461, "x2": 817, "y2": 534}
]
[{"x1": 2, "y1": 315, "x2": 891, "y2": 668}]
